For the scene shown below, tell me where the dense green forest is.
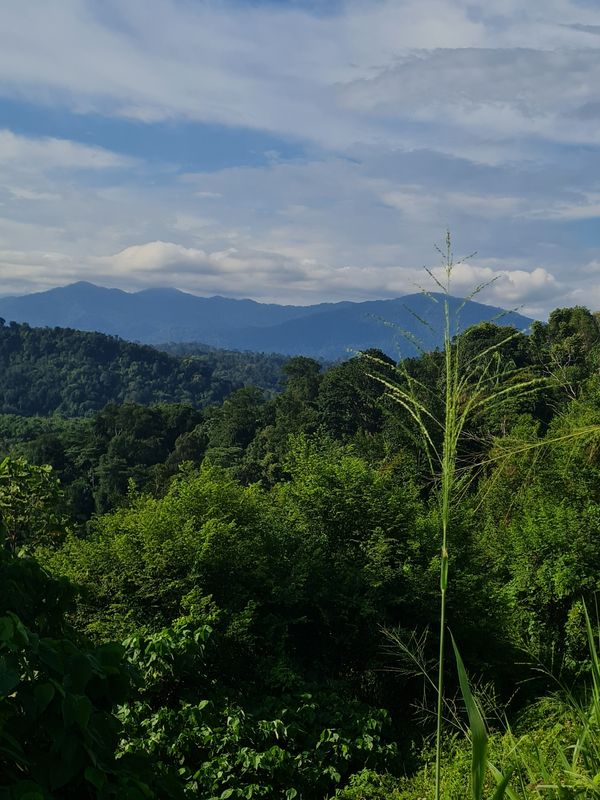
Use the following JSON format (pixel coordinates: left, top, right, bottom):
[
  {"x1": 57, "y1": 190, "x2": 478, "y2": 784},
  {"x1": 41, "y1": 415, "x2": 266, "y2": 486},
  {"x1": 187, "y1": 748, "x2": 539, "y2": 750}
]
[
  {"x1": 157, "y1": 341, "x2": 290, "y2": 387},
  {"x1": 3, "y1": 303, "x2": 600, "y2": 798},
  {"x1": 0, "y1": 321, "x2": 288, "y2": 416}
]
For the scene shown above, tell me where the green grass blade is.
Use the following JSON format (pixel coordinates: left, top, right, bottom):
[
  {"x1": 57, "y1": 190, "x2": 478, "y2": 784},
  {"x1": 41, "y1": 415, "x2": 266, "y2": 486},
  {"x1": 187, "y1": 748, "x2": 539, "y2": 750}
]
[
  {"x1": 451, "y1": 634, "x2": 488, "y2": 800},
  {"x1": 488, "y1": 764, "x2": 520, "y2": 800},
  {"x1": 571, "y1": 603, "x2": 600, "y2": 770},
  {"x1": 490, "y1": 768, "x2": 513, "y2": 800},
  {"x1": 583, "y1": 603, "x2": 600, "y2": 699}
]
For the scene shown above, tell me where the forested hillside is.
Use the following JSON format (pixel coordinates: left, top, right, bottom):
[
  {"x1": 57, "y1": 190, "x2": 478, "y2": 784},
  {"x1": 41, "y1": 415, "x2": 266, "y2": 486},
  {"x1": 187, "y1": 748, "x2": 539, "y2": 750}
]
[
  {"x1": 157, "y1": 341, "x2": 290, "y2": 388},
  {"x1": 0, "y1": 321, "x2": 288, "y2": 416},
  {"x1": 2, "y1": 303, "x2": 600, "y2": 798}
]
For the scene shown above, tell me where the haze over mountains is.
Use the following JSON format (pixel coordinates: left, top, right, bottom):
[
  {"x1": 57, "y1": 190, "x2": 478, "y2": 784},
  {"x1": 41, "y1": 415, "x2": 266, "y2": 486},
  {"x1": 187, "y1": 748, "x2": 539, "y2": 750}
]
[{"x1": 0, "y1": 282, "x2": 533, "y2": 360}]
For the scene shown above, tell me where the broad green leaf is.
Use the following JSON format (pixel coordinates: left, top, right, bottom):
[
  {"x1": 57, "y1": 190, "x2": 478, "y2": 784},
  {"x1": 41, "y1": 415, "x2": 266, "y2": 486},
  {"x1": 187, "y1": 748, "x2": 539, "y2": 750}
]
[
  {"x1": 84, "y1": 766, "x2": 107, "y2": 790},
  {"x1": 62, "y1": 693, "x2": 92, "y2": 729},
  {"x1": 451, "y1": 635, "x2": 488, "y2": 800},
  {"x1": 38, "y1": 640, "x2": 62, "y2": 674},
  {"x1": 0, "y1": 616, "x2": 14, "y2": 643},
  {"x1": 8, "y1": 614, "x2": 30, "y2": 647},
  {"x1": 65, "y1": 654, "x2": 94, "y2": 692},
  {"x1": 0, "y1": 658, "x2": 20, "y2": 697},
  {"x1": 34, "y1": 682, "x2": 56, "y2": 715}
]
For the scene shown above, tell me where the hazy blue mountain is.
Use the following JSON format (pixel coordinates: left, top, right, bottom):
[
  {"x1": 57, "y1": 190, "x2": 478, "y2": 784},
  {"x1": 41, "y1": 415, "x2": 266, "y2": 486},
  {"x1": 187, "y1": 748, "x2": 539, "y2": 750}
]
[
  {"x1": 0, "y1": 282, "x2": 325, "y2": 342},
  {"x1": 0, "y1": 283, "x2": 533, "y2": 359},
  {"x1": 231, "y1": 293, "x2": 533, "y2": 360}
]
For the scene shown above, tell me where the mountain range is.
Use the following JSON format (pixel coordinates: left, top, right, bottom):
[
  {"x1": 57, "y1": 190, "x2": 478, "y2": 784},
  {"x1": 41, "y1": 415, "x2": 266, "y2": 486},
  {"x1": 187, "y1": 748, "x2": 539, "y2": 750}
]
[{"x1": 0, "y1": 282, "x2": 533, "y2": 360}]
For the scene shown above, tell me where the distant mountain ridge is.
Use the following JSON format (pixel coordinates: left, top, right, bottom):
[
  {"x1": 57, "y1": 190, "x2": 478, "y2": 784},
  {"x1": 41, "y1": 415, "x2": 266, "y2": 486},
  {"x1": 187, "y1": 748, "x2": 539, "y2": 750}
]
[{"x1": 0, "y1": 282, "x2": 533, "y2": 359}]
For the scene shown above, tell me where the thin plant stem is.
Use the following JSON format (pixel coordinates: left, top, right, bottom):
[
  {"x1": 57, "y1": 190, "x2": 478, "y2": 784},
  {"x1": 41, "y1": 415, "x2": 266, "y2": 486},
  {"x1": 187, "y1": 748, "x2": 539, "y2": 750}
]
[
  {"x1": 435, "y1": 516, "x2": 448, "y2": 800},
  {"x1": 435, "y1": 246, "x2": 456, "y2": 800},
  {"x1": 366, "y1": 231, "x2": 600, "y2": 797}
]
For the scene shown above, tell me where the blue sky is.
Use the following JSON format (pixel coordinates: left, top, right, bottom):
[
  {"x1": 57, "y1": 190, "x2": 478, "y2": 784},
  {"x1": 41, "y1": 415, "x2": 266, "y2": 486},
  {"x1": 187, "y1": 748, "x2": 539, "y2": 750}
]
[{"x1": 1, "y1": 0, "x2": 600, "y2": 316}]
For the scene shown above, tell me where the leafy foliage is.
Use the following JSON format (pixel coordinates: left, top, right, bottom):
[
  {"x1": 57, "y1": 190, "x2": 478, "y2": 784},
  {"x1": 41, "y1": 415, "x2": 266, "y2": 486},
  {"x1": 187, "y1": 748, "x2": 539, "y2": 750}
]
[
  {"x1": 0, "y1": 322, "x2": 288, "y2": 417},
  {"x1": 120, "y1": 613, "x2": 399, "y2": 799},
  {"x1": 4, "y1": 303, "x2": 600, "y2": 797},
  {"x1": 0, "y1": 456, "x2": 67, "y2": 552},
  {"x1": 0, "y1": 535, "x2": 155, "y2": 797},
  {"x1": 0, "y1": 611, "x2": 145, "y2": 800}
]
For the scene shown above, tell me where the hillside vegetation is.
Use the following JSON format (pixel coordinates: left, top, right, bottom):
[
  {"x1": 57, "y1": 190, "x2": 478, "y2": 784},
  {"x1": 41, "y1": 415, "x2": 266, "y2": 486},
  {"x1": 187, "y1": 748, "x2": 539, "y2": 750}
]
[
  {"x1": 2, "y1": 303, "x2": 600, "y2": 798},
  {"x1": 0, "y1": 321, "x2": 288, "y2": 416}
]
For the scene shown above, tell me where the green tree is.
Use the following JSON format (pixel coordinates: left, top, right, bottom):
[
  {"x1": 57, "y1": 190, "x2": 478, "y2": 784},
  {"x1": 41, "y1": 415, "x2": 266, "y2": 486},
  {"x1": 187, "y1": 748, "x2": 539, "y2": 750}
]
[
  {"x1": 0, "y1": 459, "x2": 167, "y2": 799},
  {"x1": 318, "y1": 350, "x2": 394, "y2": 439},
  {"x1": 0, "y1": 457, "x2": 67, "y2": 552},
  {"x1": 531, "y1": 306, "x2": 600, "y2": 400}
]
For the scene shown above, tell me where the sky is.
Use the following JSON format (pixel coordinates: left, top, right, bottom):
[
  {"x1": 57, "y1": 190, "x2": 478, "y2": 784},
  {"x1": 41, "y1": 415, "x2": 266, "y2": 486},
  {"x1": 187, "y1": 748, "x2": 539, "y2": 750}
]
[{"x1": 1, "y1": 1, "x2": 600, "y2": 316}]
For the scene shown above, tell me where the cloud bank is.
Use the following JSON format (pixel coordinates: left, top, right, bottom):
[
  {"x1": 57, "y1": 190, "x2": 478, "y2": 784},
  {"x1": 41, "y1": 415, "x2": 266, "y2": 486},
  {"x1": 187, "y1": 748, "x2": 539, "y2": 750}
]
[{"x1": 0, "y1": 0, "x2": 599, "y2": 316}]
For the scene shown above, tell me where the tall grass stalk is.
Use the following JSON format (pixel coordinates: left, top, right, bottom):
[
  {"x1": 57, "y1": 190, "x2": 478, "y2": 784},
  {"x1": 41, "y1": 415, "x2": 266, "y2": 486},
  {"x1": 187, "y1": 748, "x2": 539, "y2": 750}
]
[
  {"x1": 368, "y1": 232, "x2": 547, "y2": 799},
  {"x1": 369, "y1": 236, "x2": 600, "y2": 797}
]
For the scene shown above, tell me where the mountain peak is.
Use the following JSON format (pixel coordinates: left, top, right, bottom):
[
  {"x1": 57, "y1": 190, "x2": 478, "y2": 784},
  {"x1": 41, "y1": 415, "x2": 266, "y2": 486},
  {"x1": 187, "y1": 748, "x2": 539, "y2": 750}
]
[{"x1": 0, "y1": 283, "x2": 534, "y2": 359}]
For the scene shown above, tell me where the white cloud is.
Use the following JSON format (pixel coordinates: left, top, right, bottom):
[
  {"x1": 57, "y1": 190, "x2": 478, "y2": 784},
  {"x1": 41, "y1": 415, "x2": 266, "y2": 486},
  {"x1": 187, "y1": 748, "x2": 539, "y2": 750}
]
[
  {"x1": 95, "y1": 241, "x2": 215, "y2": 274},
  {"x1": 82, "y1": 238, "x2": 563, "y2": 314},
  {"x1": 0, "y1": 129, "x2": 133, "y2": 171},
  {"x1": 531, "y1": 193, "x2": 600, "y2": 221},
  {"x1": 171, "y1": 215, "x2": 216, "y2": 234},
  {"x1": 92, "y1": 241, "x2": 311, "y2": 296},
  {"x1": 0, "y1": 1, "x2": 599, "y2": 315},
  {"x1": 6, "y1": 187, "x2": 61, "y2": 201},
  {"x1": 427, "y1": 261, "x2": 561, "y2": 305},
  {"x1": 380, "y1": 187, "x2": 524, "y2": 220},
  {"x1": 0, "y1": 249, "x2": 77, "y2": 295},
  {"x1": 491, "y1": 267, "x2": 560, "y2": 303},
  {"x1": 1, "y1": 1, "x2": 600, "y2": 153},
  {"x1": 339, "y1": 46, "x2": 600, "y2": 149},
  {"x1": 0, "y1": 140, "x2": 588, "y2": 313}
]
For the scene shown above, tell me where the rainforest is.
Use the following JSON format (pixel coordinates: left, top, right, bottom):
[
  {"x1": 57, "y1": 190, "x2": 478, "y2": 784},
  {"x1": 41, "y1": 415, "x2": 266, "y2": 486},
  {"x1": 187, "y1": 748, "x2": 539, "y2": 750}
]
[{"x1": 2, "y1": 295, "x2": 600, "y2": 799}]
